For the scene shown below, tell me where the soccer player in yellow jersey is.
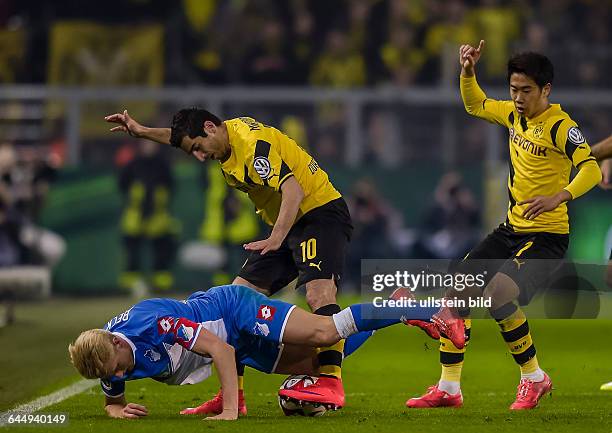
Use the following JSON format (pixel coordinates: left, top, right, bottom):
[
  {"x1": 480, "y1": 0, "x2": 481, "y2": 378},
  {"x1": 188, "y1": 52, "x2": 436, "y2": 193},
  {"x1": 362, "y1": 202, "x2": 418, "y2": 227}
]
[
  {"x1": 104, "y1": 109, "x2": 354, "y2": 413},
  {"x1": 406, "y1": 40, "x2": 602, "y2": 410}
]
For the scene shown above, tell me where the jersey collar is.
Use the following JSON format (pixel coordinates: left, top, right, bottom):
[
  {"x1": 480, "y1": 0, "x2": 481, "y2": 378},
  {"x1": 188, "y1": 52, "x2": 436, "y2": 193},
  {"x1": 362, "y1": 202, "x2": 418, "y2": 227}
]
[
  {"x1": 220, "y1": 120, "x2": 238, "y2": 173},
  {"x1": 526, "y1": 103, "x2": 561, "y2": 122},
  {"x1": 112, "y1": 331, "x2": 136, "y2": 366}
]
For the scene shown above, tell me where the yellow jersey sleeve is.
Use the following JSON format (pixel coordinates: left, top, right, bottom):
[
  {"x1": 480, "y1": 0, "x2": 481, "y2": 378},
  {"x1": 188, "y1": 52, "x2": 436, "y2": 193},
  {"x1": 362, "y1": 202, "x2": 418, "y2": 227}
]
[
  {"x1": 460, "y1": 74, "x2": 514, "y2": 127},
  {"x1": 550, "y1": 118, "x2": 601, "y2": 199},
  {"x1": 551, "y1": 119, "x2": 596, "y2": 168},
  {"x1": 249, "y1": 139, "x2": 294, "y2": 191}
]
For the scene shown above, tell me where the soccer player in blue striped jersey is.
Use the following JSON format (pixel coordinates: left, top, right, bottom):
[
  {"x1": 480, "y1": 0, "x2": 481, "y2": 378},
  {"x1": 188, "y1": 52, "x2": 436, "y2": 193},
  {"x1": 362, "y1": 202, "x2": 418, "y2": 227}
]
[{"x1": 68, "y1": 284, "x2": 454, "y2": 420}]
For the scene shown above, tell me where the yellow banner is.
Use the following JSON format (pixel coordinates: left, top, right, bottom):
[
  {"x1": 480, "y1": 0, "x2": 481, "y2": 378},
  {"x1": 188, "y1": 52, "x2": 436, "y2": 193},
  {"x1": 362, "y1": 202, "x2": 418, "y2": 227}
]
[
  {"x1": 47, "y1": 21, "x2": 164, "y2": 138},
  {"x1": 0, "y1": 29, "x2": 25, "y2": 83}
]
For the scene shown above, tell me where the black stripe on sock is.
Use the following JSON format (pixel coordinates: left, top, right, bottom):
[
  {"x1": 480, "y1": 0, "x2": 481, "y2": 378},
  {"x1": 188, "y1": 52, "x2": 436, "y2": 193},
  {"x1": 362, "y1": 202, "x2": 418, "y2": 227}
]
[
  {"x1": 236, "y1": 362, "x2": 245, "y2": 376},
  {"x1": 512, "y1": 344, "x2": 537, "y2": 365},
  {"x1": 501, "y1": 321, "x2": 530, "y2": 343},
  {"x1": 317, "y1": 349, "x2": 343, "y2": 367},
  {"x1": 314, "y1": 304, "x2": 341, "y2": 316},
  {"x1": 440, "y1": 352, "x2": 464, "y2": 365},
  {"x1": 491, "y1": 302, "x2": 518, "y2": 321}
]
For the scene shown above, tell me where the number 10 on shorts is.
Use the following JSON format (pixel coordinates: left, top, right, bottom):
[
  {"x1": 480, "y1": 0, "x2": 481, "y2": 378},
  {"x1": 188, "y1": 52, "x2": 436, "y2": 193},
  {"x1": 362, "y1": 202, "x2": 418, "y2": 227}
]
[{"x1": 300, "y1": 238, "x2": 317, "y2": 262}]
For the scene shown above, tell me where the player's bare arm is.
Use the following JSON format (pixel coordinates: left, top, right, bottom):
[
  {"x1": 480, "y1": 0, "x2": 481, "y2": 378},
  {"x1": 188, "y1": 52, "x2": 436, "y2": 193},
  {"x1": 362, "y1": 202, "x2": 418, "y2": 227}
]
[
  {"x1": 104, "y1": 394, "x2": 148, "y2": 419},
  {"x1": 190, "y1": 329, "x2": 239, "y2": 420},
  {"x1": 459, "y1": 40, "x2": 484, "y2": 77},
  {"x1": 590, "y1": 134, "x2": 612, "y2": 189},
  {"x1": 105, "y1": 110, "x2": 171, "y2": 145},
  {"x1": 590, "y1": 134, "x2": 612, "y2": 161},
  {"x1": 244, "y1": 176, "x2": 304, "y2": 255}
]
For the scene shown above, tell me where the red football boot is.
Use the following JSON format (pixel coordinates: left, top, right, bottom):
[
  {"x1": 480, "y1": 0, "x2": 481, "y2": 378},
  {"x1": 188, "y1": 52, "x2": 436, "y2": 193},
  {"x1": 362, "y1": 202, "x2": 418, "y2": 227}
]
[
  {"x1": 389, "y1": 287, "x2": 441, "y2": 340},
  {"x1": 180, "y1": 388, "x2": 247, "y2": 416},
  {"x1": 431, "y1": 306, "x2": 465, "y2": 349},
  {"x1": 509, "y1": 373, "x2": 552, "y2": 410},
  {"x1": 278, "y1": 376, "x2": 345, "y2": 410},
  {"x1": 405, "y1": 384, "x2": 463, "y2": 408}
]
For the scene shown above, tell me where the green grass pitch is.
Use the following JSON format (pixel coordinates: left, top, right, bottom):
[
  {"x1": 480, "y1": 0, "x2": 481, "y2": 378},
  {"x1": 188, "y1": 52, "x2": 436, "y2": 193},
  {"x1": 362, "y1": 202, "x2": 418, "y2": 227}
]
[{"x1": 1, "y1": 296, "x2": 611, "y2": 433}]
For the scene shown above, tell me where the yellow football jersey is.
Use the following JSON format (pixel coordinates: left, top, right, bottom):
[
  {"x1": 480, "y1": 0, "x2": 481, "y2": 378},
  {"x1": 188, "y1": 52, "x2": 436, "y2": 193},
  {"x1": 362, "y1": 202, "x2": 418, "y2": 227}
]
[
  {"x1": 219, "y1": 117, "x2": 341, "y2": 226},
  {"x1": 461, "y1": 75, "x2": 596, "y2": 234}
]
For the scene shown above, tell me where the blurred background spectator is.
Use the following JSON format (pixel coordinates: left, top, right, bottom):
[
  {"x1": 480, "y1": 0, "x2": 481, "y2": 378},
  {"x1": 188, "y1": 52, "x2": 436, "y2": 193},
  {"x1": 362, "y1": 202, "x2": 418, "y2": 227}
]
[
  {"x1": 414, "y1": 171, "x2": 481, "y2": 259},
  {"x1": 0, "y1": 0, "x2": 609, "y2": 295},
  {"x1": 116, "y1": 139, "x2": 179, "y2": 295}
]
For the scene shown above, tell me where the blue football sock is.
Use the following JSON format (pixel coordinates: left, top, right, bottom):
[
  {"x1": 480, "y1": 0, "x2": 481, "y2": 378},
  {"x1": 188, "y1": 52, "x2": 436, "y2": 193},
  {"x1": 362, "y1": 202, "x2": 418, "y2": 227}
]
[
  {"x1": 344, "y1": 330, "x2": 375, "y2": 357},
  {"x1": 348, "y1": 302, "x2": 439, "y2": 332}
]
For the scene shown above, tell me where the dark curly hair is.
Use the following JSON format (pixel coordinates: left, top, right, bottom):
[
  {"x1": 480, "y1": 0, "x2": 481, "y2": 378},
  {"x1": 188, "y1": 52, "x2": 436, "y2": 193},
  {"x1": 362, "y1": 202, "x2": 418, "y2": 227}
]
[{"x1": 170, "y1": 107, "x2": 222, "y2": 151}]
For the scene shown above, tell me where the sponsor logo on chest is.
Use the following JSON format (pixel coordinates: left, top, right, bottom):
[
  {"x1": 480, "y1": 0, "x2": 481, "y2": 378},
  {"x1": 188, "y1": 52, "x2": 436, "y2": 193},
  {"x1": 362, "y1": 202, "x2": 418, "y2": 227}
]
[{"x1": 509, "y1": 128, "x2": 548, "y2": 157}]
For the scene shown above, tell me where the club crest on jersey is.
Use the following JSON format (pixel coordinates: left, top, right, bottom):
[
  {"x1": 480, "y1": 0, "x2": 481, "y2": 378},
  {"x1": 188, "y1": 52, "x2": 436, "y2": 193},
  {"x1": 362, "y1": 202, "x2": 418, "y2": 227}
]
[
  {"x1": 144, "y1": 349, "x2": 161, "y2": 362},
  {"x1": 257, "y1": 304, "x2": 276, "y2": 321},
  {"x1": 253, "y1": 156, "x2": 272, "y2": 179},
  {"x1": 533, "y1": 123, "x2": 544, "y2": 138},
  {"x1": 253, "y1": 322, "x2": 270, "y2": 337},
  {"x1": 567, "y1": 127, "x2": 585, "y2": 145},
  {"x1": 177, "y1": 323, "x2": 195, "y2": 342}
]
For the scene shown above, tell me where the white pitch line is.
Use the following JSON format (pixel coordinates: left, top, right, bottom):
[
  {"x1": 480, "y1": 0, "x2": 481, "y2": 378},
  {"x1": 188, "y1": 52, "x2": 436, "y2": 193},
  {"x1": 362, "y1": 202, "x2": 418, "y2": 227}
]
[{"x1": 0, "y1": 379, "x2": 97, "y2": 427}]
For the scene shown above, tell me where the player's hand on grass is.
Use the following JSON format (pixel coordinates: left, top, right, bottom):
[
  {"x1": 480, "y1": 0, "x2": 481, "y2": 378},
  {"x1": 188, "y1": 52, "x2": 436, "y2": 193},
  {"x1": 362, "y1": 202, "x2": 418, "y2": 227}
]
[
  {"x1": 459, "y1": 40, "x2": 484, "y2": 75},
  {"x1": 205, "y1": 409, "x2": 238, "y2": 421},
  {"x1": 519, "y1": 191, "x2": 570, "y2": 220},
  {"x1": 107, "y1": 402, "x2": 148, "y2": 419},
  {"x1": 105, "y1": 110, "x2": 145, "y2": 137},
  {"x1": 243, "y1": 235, "x2": 283, "y2": 255},
  {"x1": 599, "y1": 159, "x2": 612, "y2": 190}
]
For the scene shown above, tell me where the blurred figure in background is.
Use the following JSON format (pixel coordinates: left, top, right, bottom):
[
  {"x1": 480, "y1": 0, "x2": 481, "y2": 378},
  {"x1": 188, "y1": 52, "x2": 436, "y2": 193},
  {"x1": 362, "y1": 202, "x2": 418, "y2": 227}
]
[
  {"x1": 195, "y1": 166, "x2": 260, "y2": 286},
  {"x1": 0, "y1": 142, "x2": 61, "y2": 326},
  {"x1": 415, "y1": 171, "x2": 480, "y2": 259},
  {"x1": 117, "y1": 139, "x2": 179, "y2": 295},
  {"x1": 0, "y1": 142, "x2": 64, "y2": 267},
  {"x1": 345, "y1": 177, "x2": 404, "y2": 289}
]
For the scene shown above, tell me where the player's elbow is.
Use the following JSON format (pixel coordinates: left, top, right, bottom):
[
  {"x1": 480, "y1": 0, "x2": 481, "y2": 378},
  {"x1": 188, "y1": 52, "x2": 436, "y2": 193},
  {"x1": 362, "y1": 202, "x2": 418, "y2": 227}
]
[{"x1": 463, "y1": 103, "x2": 480, "y2": 117}]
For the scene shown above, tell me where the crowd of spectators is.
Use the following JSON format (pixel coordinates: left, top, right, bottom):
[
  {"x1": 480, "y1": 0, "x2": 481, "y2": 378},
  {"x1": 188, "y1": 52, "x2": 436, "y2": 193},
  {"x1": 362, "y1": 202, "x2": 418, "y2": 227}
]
[{"x1": 0, "y1": 0, "x2": 609, "y2": 88}]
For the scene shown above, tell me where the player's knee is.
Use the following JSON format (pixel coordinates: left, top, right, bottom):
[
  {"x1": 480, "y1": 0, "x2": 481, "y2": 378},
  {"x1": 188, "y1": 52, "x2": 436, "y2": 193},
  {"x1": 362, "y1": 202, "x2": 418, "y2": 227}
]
[{"x1": 305, "y1": 280, "x2": 337, "y2": 311}]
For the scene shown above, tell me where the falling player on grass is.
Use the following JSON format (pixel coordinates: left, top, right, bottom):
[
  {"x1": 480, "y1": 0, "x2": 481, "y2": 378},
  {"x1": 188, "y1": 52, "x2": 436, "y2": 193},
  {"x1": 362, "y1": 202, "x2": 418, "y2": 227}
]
[
  {"x1": 105, "y1": 109, "x2": 353, "y2": 413},
  {"x1": 68, "y1": 284, "x2": 461, "y2": 420},
  {"x1": 406, "y1": 40, "x2": 601, "y2": 410}
]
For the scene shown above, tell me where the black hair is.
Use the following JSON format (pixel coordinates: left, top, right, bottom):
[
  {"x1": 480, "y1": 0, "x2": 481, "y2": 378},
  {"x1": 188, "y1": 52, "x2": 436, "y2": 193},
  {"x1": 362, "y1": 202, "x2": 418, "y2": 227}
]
[
  {"x1": 507, "y1": 52, "x2": 554, "y2": 88},
  {"x1": 169, "y1": 107, "x2": 222, "y2": 150}
]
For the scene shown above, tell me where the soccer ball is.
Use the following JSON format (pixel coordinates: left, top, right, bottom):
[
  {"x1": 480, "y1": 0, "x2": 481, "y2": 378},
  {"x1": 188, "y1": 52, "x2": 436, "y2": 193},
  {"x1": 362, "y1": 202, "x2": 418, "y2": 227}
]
[{"x1": 278, "y1": 375, "x2": 327, "y2": 417}]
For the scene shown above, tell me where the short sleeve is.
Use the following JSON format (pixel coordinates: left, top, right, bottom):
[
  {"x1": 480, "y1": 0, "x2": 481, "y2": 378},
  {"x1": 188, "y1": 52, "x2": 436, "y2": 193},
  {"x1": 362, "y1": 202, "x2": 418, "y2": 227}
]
[
  {"x1": 251, "y1": 140, "x2": 294, "y2": 191},
  {"x1": 100, "y1": 378, "x2": 125, "y2": 398},
  {"x1": 156, "y1": 316, "x2": 203, "y2": 351}
]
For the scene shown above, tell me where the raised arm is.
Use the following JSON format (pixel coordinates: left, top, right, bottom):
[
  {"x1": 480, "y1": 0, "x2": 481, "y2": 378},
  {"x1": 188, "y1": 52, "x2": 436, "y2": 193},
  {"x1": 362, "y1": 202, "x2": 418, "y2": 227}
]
[
  {"x1": 105, "y1": 110, "x2": 171, "y2": 145},
  {"x1": 459, "y1": 40, "x2": 512, "y2": 126}
]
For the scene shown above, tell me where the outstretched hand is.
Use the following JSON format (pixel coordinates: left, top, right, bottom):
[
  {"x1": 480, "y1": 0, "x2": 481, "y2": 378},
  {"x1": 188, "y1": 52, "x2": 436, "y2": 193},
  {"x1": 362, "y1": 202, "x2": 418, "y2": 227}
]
[
  {"x1": 459, "y1": 40, "x2": 485, "y2": 74},
  {"x1": 105, "y1": 110, "x2": 144, "y2": 137}
]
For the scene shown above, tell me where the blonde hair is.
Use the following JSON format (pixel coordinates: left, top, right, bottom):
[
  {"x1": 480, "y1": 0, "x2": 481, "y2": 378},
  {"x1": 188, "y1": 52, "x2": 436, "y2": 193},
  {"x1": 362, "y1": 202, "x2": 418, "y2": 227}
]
[{"x1": 68, "y1": 329, "x2": 115, "y2": 379}]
